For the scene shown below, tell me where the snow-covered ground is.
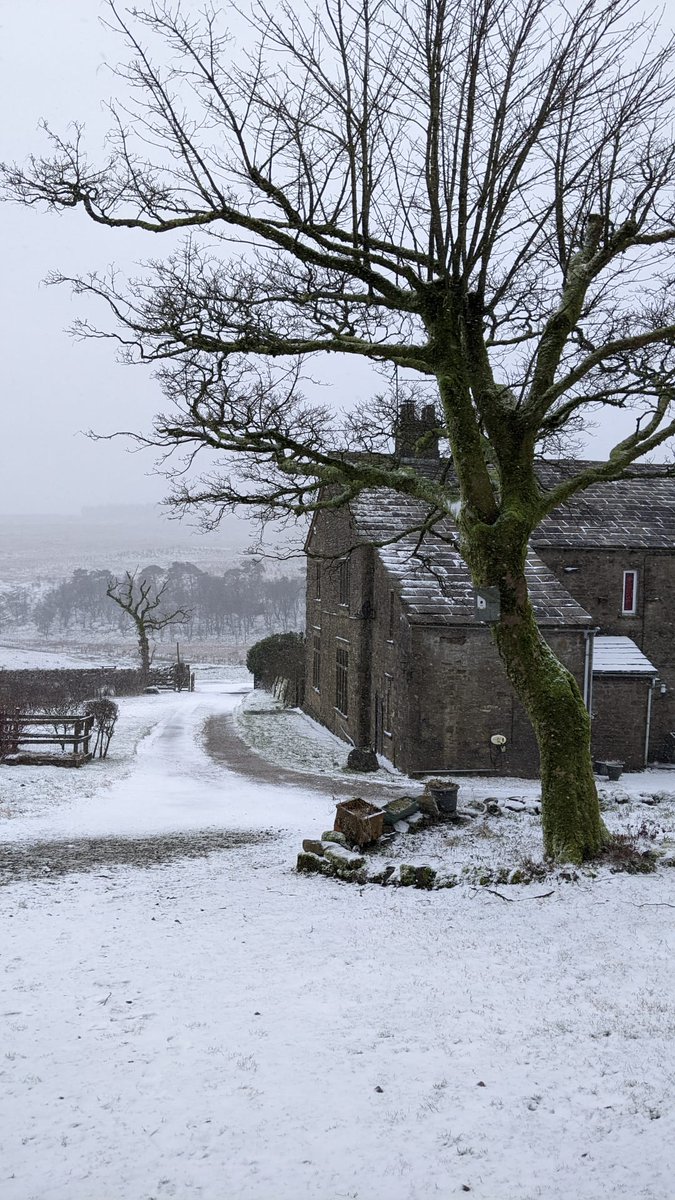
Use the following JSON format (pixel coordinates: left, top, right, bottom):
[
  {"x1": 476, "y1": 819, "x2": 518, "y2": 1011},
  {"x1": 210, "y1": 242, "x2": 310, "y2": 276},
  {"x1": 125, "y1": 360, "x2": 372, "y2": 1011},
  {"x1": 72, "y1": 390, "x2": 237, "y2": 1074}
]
[
  {"x1": 0, "y1": 636, "x2": 248, "y2": 669},
  {"x1": 0, "y1": 675, "x2": 335, "y2": 844},
  {"x1": 0, "y1": 640, "x2": 126, "y2": 669},
  {"x1": 234, "y1": 686, "x2": 417, "y2": 786},
  {"x1": 2, "y1": 674, "x2": 675, "y2": 1199}
]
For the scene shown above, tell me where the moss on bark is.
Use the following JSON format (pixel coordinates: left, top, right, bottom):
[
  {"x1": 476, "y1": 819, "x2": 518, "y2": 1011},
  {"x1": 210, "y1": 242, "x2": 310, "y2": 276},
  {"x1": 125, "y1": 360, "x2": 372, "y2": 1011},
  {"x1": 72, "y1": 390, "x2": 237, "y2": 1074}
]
[
  {"x1": 495, "y1": 615, "x2": 607, "y2": 862},
  {"x1": 462, "y1": 517, "x2": 607, "y2": 863}
]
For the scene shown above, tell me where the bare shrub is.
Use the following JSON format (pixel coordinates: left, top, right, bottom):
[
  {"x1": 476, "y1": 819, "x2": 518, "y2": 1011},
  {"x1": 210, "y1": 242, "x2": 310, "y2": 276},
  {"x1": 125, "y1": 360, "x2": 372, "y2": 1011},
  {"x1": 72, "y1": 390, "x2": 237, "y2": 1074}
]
[
  {"x1": 598, "y1": 835, "x2": 658, "y2": 875},
  {"x1": 83, "y1": 699, "x2": 119, "y2": 759}
]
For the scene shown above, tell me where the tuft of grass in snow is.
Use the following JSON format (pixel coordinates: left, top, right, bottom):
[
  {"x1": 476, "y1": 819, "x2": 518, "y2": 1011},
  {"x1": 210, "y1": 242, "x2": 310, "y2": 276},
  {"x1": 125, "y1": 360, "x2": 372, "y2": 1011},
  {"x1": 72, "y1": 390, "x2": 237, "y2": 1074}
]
[{"x1": 597, "y1": 834, "x2": 658, "y2": 875}]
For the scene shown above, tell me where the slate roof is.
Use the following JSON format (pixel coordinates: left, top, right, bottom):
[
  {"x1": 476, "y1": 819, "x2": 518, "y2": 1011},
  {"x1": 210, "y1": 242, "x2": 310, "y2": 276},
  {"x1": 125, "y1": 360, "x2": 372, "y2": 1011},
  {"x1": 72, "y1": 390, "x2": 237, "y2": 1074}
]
[
  {"x1": 348, "y1": 455, "x2": 675, "y2": 549},
  {"x1": 533, "y1": 462, "x2": 675, "y2": 550},
  {"x1": 350, "y1": 490, "x2": 592, "y2": 628},
  {"x1": 593, "y1": 636, "x2": 658, "y2": 675}
]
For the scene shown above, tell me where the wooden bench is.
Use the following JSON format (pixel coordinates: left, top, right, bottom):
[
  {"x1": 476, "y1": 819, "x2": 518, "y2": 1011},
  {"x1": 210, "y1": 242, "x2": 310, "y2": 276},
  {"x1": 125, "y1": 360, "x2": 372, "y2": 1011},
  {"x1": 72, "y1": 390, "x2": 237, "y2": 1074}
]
[{"x1": 0, "y1": 713, "x2": 95, "y2": 767}]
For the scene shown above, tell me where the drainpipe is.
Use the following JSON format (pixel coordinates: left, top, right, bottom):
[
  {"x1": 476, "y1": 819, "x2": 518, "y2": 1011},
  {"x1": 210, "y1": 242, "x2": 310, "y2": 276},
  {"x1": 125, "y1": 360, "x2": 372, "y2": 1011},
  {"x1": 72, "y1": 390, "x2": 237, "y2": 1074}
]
[
  {"x1": 640, "y1": 554, "x2": 647, "y2": 650},
  {"x1": 583, "y1": 628, "x2": 598, "y2": 711},
  {"x1": 645, "y1": 677, "x2": 658, "y2": 766}
]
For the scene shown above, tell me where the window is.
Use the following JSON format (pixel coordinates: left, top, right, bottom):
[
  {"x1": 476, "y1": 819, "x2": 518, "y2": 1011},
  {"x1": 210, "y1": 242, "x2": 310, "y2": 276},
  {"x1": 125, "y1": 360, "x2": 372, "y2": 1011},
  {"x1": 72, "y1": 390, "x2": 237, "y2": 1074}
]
[
  {"x1": 338, "y1": 557, "x2": 350, "y2": 606},
  {"x1": 312, "y1": 631, "x2": 321, "y2": 691},
  {"x1": 622, "y1": 569, "x2": 638, "y2": 615},
  {"x1": 335, "y1": 645, "x2": 349, "y2": 715},
  {"x1": 314, "y1": 562, "x2": 321, "y2": 600},
  {"x1": 388, "y1": 590, "x2": 396, "y2": 640},
  {"x1": 383, "y1": 673, "x2": 393, "y2": 735}
]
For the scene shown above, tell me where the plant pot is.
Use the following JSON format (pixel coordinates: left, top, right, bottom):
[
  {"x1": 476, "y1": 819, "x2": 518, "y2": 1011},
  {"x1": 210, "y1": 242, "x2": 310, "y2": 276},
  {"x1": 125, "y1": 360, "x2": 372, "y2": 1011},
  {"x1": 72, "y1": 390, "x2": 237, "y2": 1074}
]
[
  {"x1": 605, "y1": 762, "x2": 623, "y2": 782},
  {"x1": 334, "y1": 798, "x2": 385, "y2": 847},
  {"x1": 427, "y1": 783, "x2": 459, "y2": 814},
  {"x1": 383, "y1": 796, "x2": 421, "y2": 826}
]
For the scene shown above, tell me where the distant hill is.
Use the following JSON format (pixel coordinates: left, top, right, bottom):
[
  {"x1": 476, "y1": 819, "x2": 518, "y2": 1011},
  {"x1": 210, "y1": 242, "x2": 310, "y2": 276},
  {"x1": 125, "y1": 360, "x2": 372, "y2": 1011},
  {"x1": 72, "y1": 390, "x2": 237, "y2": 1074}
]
[{"x1": 0, "y1": 504, "x2": 296, "y2": 584}]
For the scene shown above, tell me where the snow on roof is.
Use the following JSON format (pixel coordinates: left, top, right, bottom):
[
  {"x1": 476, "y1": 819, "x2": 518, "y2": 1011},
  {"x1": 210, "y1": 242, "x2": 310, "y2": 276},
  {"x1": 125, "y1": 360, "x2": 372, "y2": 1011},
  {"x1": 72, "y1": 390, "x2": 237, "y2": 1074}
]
[
  {"x1": 350, "y1": 490, "x2": 592, "y2": 628},
  {"x1": 593, "y1": 636, "x2": 658, "y2": 675}
]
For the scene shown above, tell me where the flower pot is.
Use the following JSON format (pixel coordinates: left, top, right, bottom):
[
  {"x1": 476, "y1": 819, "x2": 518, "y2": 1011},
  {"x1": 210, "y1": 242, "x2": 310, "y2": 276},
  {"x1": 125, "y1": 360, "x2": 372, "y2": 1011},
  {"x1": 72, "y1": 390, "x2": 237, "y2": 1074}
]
[
  {"x1": 383, "y1": 796, "x2": 421, "y2": 826},
  {"x1": 334, "y1": 798, "x2": 385, "y2": 846},
  {"x1": 427, "y1": 783, "x2": 459, "y2": 814}
]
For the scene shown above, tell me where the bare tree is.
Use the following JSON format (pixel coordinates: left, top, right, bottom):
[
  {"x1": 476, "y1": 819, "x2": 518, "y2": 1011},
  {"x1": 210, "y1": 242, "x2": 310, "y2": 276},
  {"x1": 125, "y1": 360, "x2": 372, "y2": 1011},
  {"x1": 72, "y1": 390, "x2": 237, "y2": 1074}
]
[
  {"x1": 106, "y1": 571, "x2": 189, "y2": 685},
  {"x1": 5, "y1": 0, "x2": 675, "y2": 860}
]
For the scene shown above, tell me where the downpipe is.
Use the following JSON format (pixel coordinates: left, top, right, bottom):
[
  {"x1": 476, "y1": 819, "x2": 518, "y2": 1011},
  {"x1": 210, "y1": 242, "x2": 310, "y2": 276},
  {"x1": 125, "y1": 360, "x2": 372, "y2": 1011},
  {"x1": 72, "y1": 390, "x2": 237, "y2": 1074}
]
[
  {"x1": 582, "y1": 628, "x2": 598, "y2": 712},
  {"x1": 645, "y1": 677, "x2": 658, "y2": 767}
]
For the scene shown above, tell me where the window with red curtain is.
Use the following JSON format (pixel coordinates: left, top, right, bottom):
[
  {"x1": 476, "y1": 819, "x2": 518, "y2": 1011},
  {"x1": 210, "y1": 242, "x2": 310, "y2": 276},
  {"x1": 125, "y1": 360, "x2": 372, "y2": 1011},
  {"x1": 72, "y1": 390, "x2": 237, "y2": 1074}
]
[{"x1": 622, "y1": 570, "x2": 638, "y2": 615}]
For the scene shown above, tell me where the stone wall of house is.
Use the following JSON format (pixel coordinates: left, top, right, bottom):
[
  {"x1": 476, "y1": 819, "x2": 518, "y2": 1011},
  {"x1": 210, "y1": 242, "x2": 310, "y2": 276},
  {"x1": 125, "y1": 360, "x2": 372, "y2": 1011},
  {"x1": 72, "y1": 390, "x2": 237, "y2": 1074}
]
[
  {"x1": 536, "y1": 546, "x2": 675, "y2": 760},
  {"x1": 390, "y1": 626, "x2": 588, "y2": 777},
  {"x1": 591, "y1": 674, "x2": 652, "y2": 770},
  {"x1": 304, "y1": 510, "x2": 374, "y2": 750},
  {"x1": 368, "y1": 556, "x2": 411, "y2": 768},
  {"x1": 305, "y1": 515, "x2": 595, "y2": 776},
  {"x1": 363, "y1": 548, "x2": 590, "y2": 777},
  {"x1": 363, "y1": 553, "x2": 589, "y2": 775}
]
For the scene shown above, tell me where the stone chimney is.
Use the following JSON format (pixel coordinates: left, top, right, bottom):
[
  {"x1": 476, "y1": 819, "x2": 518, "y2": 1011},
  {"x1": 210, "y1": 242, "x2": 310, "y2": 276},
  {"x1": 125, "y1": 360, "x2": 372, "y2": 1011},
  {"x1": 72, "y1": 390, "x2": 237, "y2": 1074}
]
[{"x1": 394, "y1": 400, "x2": 440, "y2": 459}]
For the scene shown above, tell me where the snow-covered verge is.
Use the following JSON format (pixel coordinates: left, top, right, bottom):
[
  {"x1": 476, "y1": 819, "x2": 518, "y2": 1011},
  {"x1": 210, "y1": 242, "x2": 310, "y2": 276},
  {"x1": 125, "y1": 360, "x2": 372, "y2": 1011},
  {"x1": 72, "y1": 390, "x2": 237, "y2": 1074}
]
[
  {"x1": 234, "y1": 689, "x2": 675, "y2": 884},
  {"x1": 234, "y1": 688, "x2": 417, "y2": 787},
  {"x1": 2, "y1": 678, "x2": 675, "y2": 1199}
]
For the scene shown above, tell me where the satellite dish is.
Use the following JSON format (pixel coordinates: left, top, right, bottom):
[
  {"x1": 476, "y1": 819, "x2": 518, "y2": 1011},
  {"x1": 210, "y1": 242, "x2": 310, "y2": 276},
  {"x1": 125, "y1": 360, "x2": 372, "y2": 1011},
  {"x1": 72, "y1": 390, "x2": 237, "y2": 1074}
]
[{"x1": 490, "y1": 734, "x2": 507, "y2": 746}]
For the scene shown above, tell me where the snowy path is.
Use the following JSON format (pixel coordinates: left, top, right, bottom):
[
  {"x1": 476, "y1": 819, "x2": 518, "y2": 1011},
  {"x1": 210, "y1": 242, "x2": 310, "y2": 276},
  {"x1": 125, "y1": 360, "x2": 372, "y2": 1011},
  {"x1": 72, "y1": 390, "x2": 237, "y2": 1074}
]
[
  {"x1": 0, "y1": 681, "x2": 338, "y2": 848},
  {"x1": 2, "y1": 679, "x2": 675, "y2": 1199}
]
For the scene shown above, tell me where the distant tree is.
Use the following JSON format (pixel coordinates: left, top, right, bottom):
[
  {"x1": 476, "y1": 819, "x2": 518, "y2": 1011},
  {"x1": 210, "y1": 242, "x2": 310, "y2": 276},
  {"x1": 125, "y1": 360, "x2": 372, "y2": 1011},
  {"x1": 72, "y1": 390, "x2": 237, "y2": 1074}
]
[
  {"x1": 33, "y1": 593, "x2": 58, "y2": 636},
  {"x1": 106, "y1": 571, "x2": 190, "y2": 685},
  {"x1": 0, "y1": 587, "x2": 30, "y2": 627},
  {"x1": 262, "y1": 575, "x2": 305, "y2": 632},
  {"x1": 32, "y1": 569, "x2": 112, "y2": 634}
]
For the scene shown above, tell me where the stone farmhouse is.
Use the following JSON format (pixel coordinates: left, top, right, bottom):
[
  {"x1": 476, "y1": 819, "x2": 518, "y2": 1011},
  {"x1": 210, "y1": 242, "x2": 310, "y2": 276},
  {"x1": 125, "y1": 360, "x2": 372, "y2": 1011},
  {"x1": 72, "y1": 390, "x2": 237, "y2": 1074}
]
[{"x1": 304, "y1": 414, "x2": 675, "y2": 777}]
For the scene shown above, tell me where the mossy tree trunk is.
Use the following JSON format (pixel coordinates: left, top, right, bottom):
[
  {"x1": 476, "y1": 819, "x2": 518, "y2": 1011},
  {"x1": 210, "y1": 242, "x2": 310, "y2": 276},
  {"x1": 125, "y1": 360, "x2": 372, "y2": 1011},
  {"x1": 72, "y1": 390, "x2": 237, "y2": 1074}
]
[
  {"x1": 461, "y1": 514, "x2": 607, "y2": 863},
  {"x1": 432, "y1": 357, "x2": 608, "y2": 862},
  {"x1": 494, "y1": 595, "x2": 606, "y2": 862}
]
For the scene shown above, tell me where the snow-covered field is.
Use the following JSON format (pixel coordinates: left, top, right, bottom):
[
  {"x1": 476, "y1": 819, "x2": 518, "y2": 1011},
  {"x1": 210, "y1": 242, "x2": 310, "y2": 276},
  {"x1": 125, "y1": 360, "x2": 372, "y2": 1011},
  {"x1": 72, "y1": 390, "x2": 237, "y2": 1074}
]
[
  {"x1": 0, "y1": 641, "x2": 127, "y2": 670},
  {"x1": 0, "y1": 634, "x2": 249, "y2": 670},
  {"x1": 2, "y1": 675, "x2": 675, "y2": 1199}
]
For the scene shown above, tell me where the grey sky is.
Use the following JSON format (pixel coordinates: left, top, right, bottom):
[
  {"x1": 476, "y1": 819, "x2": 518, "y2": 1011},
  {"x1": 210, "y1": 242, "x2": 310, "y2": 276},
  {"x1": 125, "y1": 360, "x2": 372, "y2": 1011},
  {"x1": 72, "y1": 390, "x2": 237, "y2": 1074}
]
[
  {"x1": 0, "y1": 0, "x2": 637, "y2": 516},
  {"x1": 0, "y1": 1, "x2": 166, "y2": 513}
]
